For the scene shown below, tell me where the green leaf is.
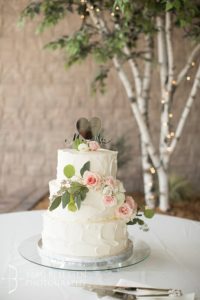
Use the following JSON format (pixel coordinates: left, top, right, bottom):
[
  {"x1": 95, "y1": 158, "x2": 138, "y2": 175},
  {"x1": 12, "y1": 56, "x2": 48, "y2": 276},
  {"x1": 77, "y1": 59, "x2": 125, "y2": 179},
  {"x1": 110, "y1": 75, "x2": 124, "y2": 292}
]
[
  {"x1": 166, "y1": 2, "x2": 174, "y2": 11},
  {"x1": 61, "y1": 191, "x2": 70, "y2": 208},
  {"x1": 80, "y1": 161, "x2": 90, "y2": 177},
  {"x1": 49, "y1": 196, "x2": 61, "y2": 211},
  {"x1": 79, "y1": 187, "x2": 89, "y2": 201},
  {"x1": 144, "y1": 208, "x2": 155, "y2": 219},
  {"x1": 127, "y1": 218, "x2": 144, "y2": 225},
  {"x1": 68, "y1": 202, "x2": 77, "y2": 212},
  {"x1": 69, "y1": 182, "x2": 82, "y2": 194},
  {"x1": 63, "y1": 164, "x2": 75, "y2": 178},
  {"x1": 74, "y1": 194, "x2": 82, "y2": 210}
]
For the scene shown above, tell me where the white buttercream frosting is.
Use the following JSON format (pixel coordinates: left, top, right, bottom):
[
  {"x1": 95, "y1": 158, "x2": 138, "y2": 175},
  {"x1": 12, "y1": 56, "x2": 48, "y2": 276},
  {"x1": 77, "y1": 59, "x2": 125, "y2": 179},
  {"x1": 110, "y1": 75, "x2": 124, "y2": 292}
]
[
  {"x1": 41, "y1": 148, "x2": 131, "y2": 259},
  {"x1": 57, "y1": 148, "x2": 117, "y2": 180},
  {"x1": 42, "y1": 213, "x2": 128, "y2": 257}
]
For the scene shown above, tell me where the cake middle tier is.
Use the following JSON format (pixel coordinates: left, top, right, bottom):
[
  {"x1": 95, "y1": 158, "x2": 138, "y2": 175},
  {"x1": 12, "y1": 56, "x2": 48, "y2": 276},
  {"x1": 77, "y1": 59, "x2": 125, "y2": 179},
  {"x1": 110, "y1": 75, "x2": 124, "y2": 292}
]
[
  {"x1": 57, "y1": 148, "x2": 118, "y2": 180},
  {"x1": 49, "y1": 179, "x2": 118, "y2": 222}
]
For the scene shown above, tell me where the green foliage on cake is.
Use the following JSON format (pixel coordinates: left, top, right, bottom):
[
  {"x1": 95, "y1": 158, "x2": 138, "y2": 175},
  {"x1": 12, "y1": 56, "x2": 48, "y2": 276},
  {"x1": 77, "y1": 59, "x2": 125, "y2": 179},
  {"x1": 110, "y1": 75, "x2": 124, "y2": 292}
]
[
  {"x1": 49, "y1": 161, "x2": 90, "y2": 212},
  {"x1": 63, "y1": 164, "x2": 75, "y2": 178}
]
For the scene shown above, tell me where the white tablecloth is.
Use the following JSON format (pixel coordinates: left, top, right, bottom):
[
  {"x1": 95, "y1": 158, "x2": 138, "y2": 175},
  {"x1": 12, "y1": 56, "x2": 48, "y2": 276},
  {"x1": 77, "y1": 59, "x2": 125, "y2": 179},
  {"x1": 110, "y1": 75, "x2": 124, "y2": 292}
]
[{"x1": 0, "y1": 211, "x2": 200, "y2": 300}]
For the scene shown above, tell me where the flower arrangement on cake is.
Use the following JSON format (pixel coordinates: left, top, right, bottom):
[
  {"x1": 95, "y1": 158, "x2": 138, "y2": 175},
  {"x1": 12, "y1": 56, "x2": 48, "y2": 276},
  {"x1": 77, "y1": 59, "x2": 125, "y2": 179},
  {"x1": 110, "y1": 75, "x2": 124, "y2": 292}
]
[{"x1": 49, "y1": 117, "x2": 154, "y2": 229}]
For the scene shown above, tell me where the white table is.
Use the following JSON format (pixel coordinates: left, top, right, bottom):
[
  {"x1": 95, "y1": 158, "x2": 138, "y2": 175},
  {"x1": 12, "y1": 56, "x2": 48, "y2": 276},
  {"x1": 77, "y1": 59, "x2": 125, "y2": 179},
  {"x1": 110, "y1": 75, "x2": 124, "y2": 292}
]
[{"x1": 0, "y1": 211, "x2": 200, "y2": 300}]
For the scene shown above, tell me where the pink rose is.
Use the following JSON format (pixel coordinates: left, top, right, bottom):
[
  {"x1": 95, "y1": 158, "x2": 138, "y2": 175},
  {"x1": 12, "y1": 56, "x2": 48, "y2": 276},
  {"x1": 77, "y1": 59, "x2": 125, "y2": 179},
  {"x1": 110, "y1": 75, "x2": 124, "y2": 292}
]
[
  {"x1": 103, "y1": 195, "x2": 117, "y2": 207},
  {"x1": 105, "y1": 176, "x2": 115, "y2": 187},
  {"x1": 125, "y1": 196, "x2": 137, "y2": 212},
  {"x1": 88, "y1": 141, "x2": 100, "y2": 151},
  {"x1": 83, "y1": 171, "x2": 101, "y2": 188},
  {"x1": 116, "y1": 203, "x2": 133, "y2": 220}
]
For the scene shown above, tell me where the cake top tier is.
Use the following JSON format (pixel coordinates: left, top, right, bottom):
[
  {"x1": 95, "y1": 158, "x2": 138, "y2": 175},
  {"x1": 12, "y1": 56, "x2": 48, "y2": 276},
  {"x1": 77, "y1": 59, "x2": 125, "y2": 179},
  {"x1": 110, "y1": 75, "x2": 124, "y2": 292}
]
[{"x1": 57, "y1": 148, "x2": 118, "y2": 180}]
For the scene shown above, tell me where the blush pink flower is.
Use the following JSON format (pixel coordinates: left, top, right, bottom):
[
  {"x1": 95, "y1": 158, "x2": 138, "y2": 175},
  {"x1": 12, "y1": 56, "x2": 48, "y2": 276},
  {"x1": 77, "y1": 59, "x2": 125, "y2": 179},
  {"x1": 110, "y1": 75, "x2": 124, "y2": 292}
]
[
  {"x1": 105, "y1": 176, "x2": 115, "y2": 187},
  {"x1": 88, "y1": 141, "x2": 100, "y2": 151},
  {"x1": 103, "y1": 195, "x2": 117, "y2": 207},
  {"x1": 125, "y1": 196, "x2": 138, "y2": 212},
  {"x1": 83, "y1": 171, "x2": 101, "y2": 188},
  {"x1": 116, "y1": 203, "x2": 133, "y2": 220}
]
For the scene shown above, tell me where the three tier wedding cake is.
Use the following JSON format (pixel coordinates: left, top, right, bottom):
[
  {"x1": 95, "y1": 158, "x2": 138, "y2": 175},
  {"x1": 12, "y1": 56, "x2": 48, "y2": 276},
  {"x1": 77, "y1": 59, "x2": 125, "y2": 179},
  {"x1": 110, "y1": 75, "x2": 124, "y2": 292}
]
[{"x1": 40, "y1": 118, "x2": 152, "y2": 263}]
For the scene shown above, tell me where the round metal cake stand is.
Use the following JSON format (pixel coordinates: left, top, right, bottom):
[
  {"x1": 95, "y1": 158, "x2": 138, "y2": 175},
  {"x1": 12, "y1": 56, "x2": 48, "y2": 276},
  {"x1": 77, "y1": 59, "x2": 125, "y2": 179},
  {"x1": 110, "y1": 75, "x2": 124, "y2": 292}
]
[{"x1": 18, "y1": 235, "x2": 150, "y2": 271}]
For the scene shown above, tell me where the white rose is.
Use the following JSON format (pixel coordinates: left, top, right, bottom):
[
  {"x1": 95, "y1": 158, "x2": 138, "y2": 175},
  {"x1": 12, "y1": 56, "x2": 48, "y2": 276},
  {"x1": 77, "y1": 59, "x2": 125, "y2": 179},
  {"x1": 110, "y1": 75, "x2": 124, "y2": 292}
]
[
  {"x1": 115, "y1": 180, "x2": 126, "y2": 193},
  {"x1": 78, "y1": 143, "x2": 89, "y2": 152},
  {"x1": 116, "y1": 192, "x2": 125, "y2": 204},
  {"x1": 102, "y1": 185, "x2": 113, "y2": 196}
]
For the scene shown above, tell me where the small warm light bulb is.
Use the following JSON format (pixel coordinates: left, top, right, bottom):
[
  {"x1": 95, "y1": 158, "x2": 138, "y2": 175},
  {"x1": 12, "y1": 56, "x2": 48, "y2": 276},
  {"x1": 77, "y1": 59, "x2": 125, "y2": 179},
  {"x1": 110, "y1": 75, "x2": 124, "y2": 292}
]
[
  {"x1": 96, "y1": 7, "x2": 100, "y2": 12},
  {"x1": 161, "y1": 99, "x2": 165, "y2": 104},
  {"x1": 172, "y1": 80, "x2": 177, "y2": 85},
  {"x1": 150, "y1": 167, "x2": 156, "y2": 174},
  {"x1": 80, "y1": 15, "x2": 85, "y2": 19},
  {"x1": 111, "y1": 12, "x2": 115, "y2": 16},
  {"x1": 90, "y1": 5, "x2": 94, "y2": 10},
  {"x1": 80, "y1": 0, "x2": 85, "y2": 3},
  {"x1": 191, "y1": 61, "x2": 195, "y2": 67},
  {"x1": 169, "y1": 113, "x2": 173, "y2": 118},
  {"x1": 186, "y1": 76, "x2": 191, "y2": 81},
  {"x1": 115, "y1": 6, "x2": 120, "y2": 10},
  {"x1": 170, "y1": 132, "x2": 175, "y2": 137}
]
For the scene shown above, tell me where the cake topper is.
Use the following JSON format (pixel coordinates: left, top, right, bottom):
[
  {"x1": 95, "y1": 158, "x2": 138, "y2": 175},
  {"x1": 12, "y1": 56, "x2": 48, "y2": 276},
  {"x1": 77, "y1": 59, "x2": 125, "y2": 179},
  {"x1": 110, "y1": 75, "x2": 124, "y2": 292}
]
[
  {"x1": 76, "y1": 117, "x2": 101, "y2": 139},
  {"x1": 65, "y1": 117, "x2": 111, "y2": 151}
]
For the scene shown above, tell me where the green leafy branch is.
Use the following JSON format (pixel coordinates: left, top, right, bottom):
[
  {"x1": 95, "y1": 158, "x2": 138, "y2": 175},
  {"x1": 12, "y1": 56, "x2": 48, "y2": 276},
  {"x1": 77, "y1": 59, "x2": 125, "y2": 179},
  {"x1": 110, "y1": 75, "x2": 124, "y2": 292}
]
[{"x1": 49, "y1": 161, "x2": 90, "y2": 212}]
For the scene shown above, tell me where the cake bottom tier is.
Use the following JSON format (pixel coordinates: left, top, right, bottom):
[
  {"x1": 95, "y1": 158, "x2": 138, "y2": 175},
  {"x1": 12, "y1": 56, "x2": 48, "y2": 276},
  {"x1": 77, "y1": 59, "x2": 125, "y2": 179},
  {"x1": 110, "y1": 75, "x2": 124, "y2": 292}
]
[{"x1": 41, "y1": 212, "x2": 129, "y2": 258}]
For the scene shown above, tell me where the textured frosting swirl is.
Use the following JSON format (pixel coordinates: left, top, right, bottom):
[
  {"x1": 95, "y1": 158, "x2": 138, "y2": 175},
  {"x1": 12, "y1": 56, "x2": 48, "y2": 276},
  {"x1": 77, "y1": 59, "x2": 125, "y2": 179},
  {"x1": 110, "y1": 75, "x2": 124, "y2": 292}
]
[
  {"x1": 57, "y1": 148, "x2": 118, "y2": 180},
  {"x1": 42, "y1": 213, "x2": 128, "y2": 257}
]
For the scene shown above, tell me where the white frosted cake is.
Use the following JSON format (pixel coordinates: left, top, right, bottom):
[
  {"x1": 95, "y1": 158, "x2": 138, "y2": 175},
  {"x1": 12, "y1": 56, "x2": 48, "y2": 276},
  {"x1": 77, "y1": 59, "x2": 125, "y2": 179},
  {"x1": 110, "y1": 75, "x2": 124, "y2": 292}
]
[
  {"x1": 41, "y1": 148, "x2": 135, "y2": 259},
  {"x1": 40, "y1": 118, "x2": 151, "y2": 263}
]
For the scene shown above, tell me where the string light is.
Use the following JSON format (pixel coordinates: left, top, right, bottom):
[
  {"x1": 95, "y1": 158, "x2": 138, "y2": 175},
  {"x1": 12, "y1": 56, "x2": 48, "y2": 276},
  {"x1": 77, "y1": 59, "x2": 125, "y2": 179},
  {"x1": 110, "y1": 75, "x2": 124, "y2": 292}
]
[
  {"x1": 96, "y1": 7, "x2": 100, "y2": 12},
  {"x1": 90, "y1": 5, "x2": 94, "y2": 10},
  {"x1": 80, "y1": 15, "x2": 85, "y2": 19},
  {"x1": 172, "y1": 80, "x2": 177, "y2": 85},
  {"x1": 191, "y1": 61, "x2": 195, "y2": 67},
  {"x1": 115, "y1": 6, "x2": 120, "y2": 10},
  {"x1": 170, "y1": 132, "x2": 175, "y2": 137},
  {"x1": 186, "y1": 76, "x2": 191, "y2": 81},
  {"x1": 80, "y1": 0, "x2": 85, "y2": 3},
  {"x1": 111, "y1": 12, "x2": 115, "y2": 16},
  {"x1": 169, "y1": 113, "x2": 173, "y2": 118},
  {"x1": 150, "y1": 167, "x2": 156, "y2": 174},
  {"x1": 161, "y1": 99, "x2": 165, "y2": 104},
  {"x1": 167, "y1": 133, "x2": 171, "y2": 139}
]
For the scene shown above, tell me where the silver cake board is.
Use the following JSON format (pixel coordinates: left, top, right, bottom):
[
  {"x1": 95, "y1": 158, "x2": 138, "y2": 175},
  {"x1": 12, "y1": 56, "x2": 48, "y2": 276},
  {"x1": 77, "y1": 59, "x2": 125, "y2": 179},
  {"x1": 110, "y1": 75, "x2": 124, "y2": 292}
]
[{"x1": 18, "y1": 235, "x2": 150, "y2": 271}]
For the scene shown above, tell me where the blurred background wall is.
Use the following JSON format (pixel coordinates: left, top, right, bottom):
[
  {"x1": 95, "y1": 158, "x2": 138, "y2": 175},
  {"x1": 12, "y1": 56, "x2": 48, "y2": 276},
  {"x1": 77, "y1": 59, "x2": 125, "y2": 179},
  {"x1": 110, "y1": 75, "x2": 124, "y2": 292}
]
[{"x1": 0, "y1": 0, "x2": 199, "y2": 211}]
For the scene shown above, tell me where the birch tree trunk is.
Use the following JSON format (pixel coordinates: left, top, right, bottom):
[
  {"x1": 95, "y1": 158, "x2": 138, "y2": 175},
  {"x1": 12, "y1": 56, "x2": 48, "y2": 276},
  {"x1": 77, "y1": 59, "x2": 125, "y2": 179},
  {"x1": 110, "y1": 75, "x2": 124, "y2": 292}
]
[
  {"x1": 157, "y1": 166, "x2": 169, "y2": 211},
  {"x1": 157, "y1": 14, "x2": 171, "y2": 211},
  {"x1": 124, "y1": 42, "x2": 155, "y2": 208},
  {"x1": 140, "y1": 36, "x2": 155, "y2": 208}
]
